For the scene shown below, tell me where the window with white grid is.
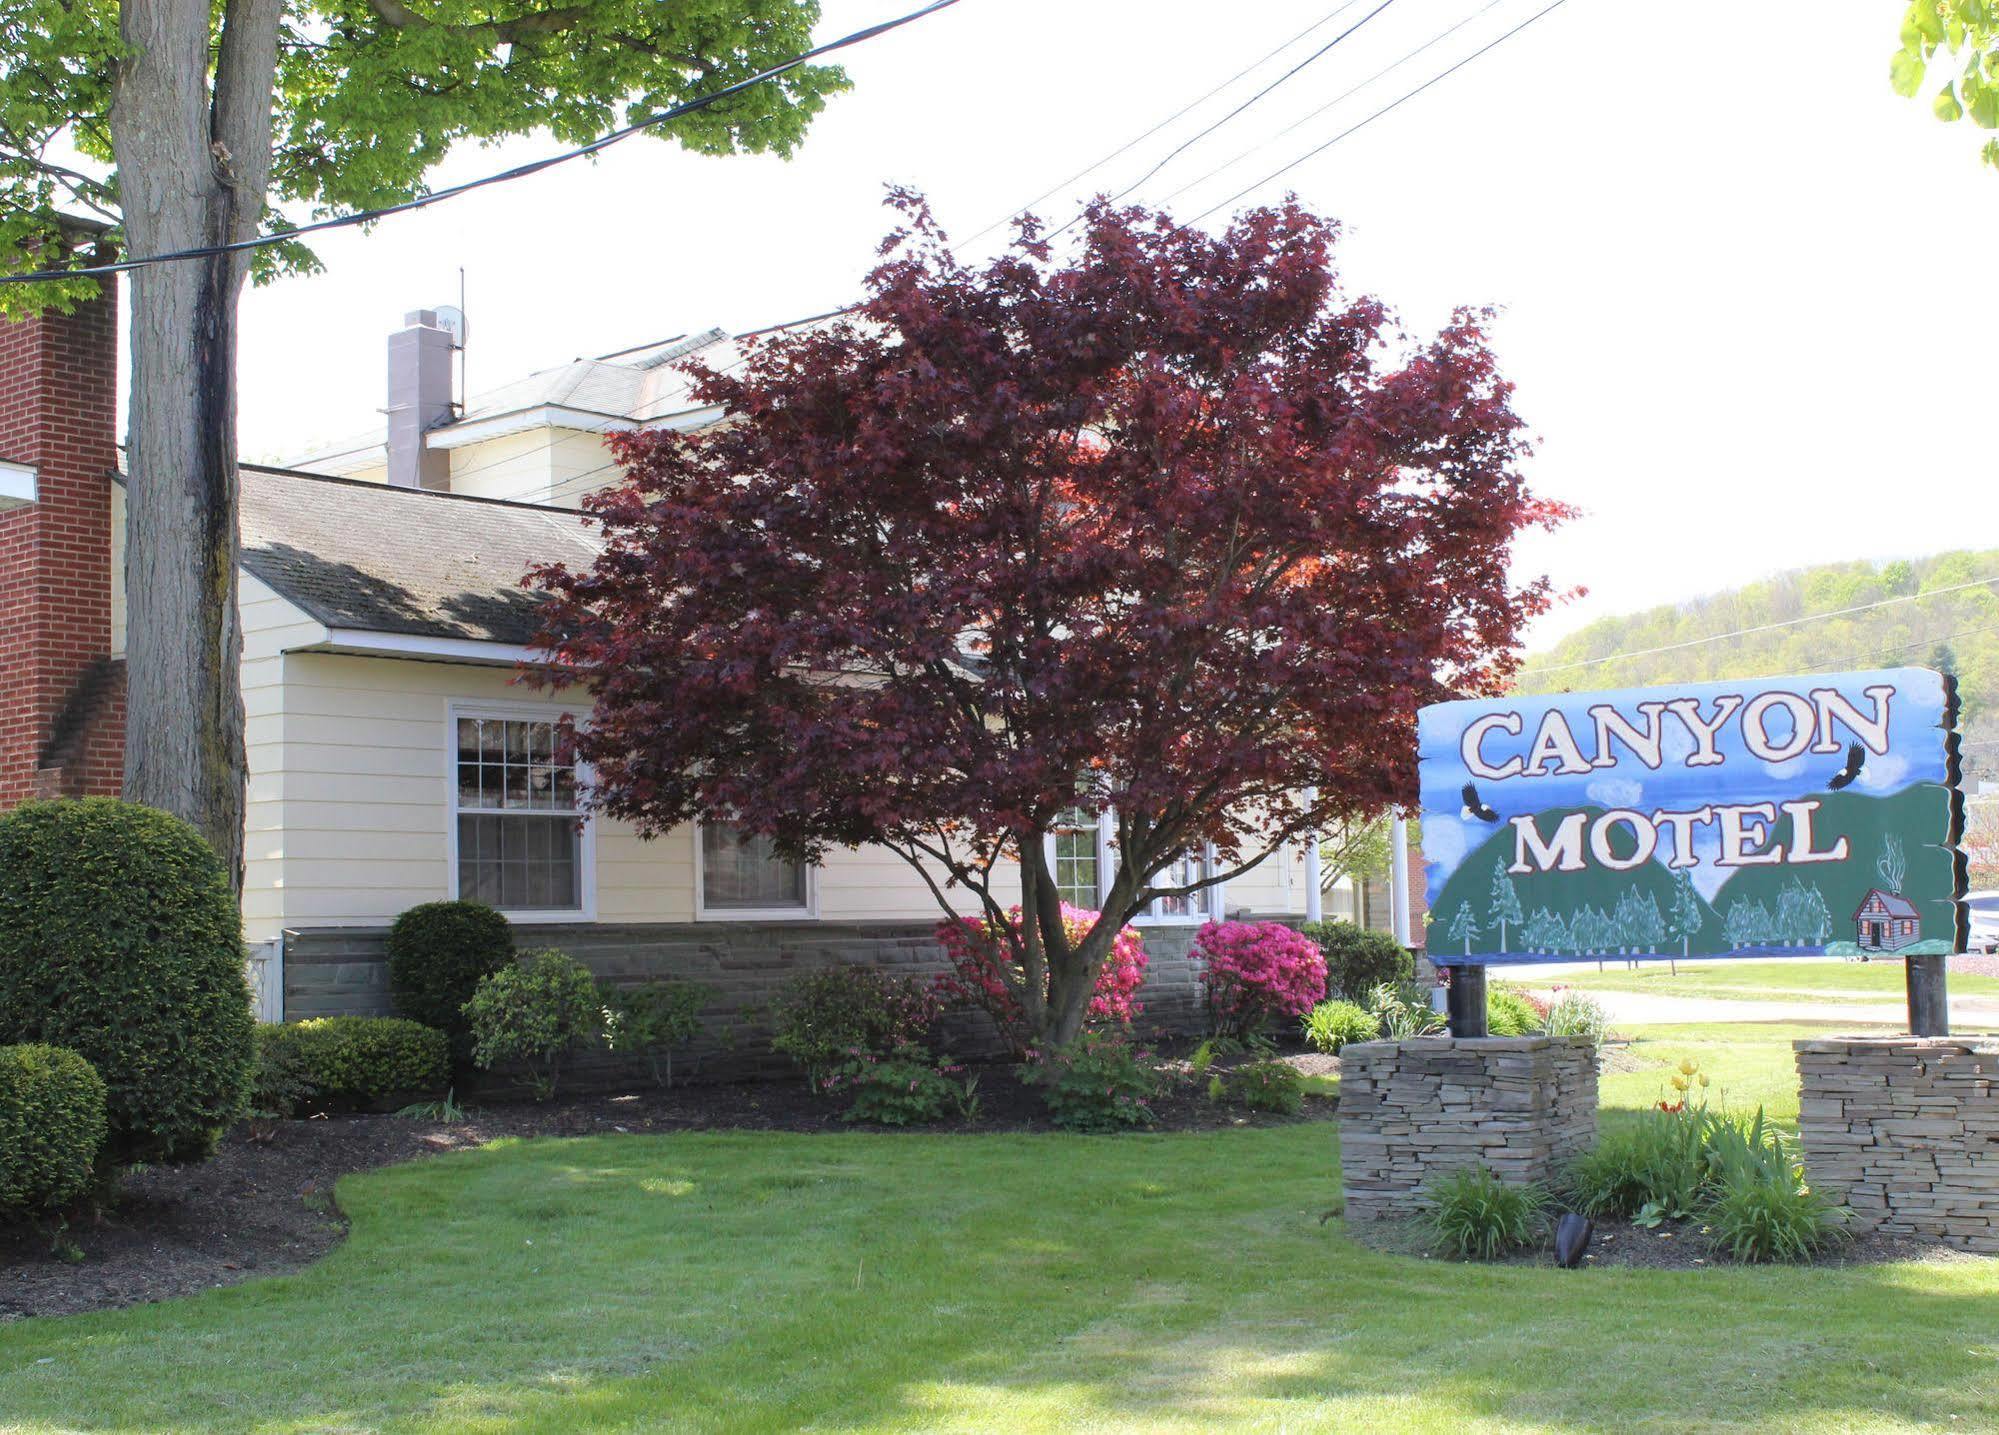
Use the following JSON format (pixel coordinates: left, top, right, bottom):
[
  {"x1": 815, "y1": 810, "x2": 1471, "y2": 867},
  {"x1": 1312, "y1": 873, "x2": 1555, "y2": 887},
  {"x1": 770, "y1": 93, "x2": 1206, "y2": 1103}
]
[{"x1": 453, "y1": 713, "x2": 583, "y2": 913}]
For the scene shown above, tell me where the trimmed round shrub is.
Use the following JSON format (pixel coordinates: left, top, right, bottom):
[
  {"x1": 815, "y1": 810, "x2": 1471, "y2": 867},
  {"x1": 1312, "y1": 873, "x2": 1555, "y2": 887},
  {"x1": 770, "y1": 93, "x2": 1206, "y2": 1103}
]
[
  {"x1": 1211, "y1": 1058, "x2": 1304, "y2": 1114},
  {"x1": 771, "y1": 964, "x2": 944, "y2": 1087},
  {"x1": 387, "y1": 901, "x2": 514, "y2": 1057},
  {"x1": 1487, "y1": 987, "x2": 1545, "y2": 1038},
  {"x1": 1299, "y1": 921, "x2": 1413, "y2": 1002},
  {"x1": 257, "y1": 1018, "x2": 451, "y2": 1113},
  {"x1": 1196, "y1": 920, "x2": 1327, "y2": 1037},
  {"x1": 1303, "y1": 998, "x2": 1377, "y2": 1053},
  {"x1": 0, "y1": 799, "x2": 253, "y2": 1164},
  {"x1": 0, "y1": 1044, "x2": 108, "y2": 1218},
  {"x1": 465, "y1": 949, "x2": 603, "y2": 1099}
]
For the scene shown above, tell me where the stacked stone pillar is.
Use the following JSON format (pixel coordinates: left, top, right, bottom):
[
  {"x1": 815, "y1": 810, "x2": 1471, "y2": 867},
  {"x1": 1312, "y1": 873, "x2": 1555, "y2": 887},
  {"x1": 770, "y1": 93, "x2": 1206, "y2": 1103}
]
[
  {"x1": 1337, "y1": 1036, "x2": 1598, "y2": 1225},
  {"x1": 1795, "y1": 1036, "x2": 1999, "y2": 1252}
]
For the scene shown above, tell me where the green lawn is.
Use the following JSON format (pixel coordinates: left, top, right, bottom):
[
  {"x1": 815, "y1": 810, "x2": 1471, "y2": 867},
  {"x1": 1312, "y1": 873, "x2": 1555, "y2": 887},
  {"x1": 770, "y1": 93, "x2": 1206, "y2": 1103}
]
[
  {"x1": 3, "y1": 1032, "x2": 1997, "y2": 1433},
  {"x1": 1530, "y1": 958, "x2": 1999, "y2": 1005},
  {"x1": 1602, "y1": 1023, "x2": 1813, "y2": 1127}
]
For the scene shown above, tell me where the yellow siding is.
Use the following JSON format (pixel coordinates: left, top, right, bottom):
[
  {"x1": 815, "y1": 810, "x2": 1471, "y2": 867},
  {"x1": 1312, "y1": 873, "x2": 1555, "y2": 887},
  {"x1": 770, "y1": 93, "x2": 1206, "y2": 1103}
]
[
  {"x1": 240, "y1": 572, "x2": 328, "y2": 941},
  {"x1": 445, "y1": 428, "x2": 617, "y2": 507}
]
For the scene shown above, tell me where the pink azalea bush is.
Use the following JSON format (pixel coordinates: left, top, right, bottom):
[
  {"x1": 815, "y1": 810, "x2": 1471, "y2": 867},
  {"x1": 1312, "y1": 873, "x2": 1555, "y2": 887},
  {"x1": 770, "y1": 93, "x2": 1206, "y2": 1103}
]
[
  {"x1": 935, "y1": 904, "x2": 1147, "y2": 1060},
  {"x1": 1196, "y1": 920, "x2": 1327, "y2": 1037}
]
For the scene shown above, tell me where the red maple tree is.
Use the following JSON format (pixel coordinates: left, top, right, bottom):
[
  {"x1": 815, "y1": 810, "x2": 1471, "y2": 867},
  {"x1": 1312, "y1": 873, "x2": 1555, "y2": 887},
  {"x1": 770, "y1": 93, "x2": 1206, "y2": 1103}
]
[{"x1": 529, "y1": 192, "x2": 1567, "y2": 1048}]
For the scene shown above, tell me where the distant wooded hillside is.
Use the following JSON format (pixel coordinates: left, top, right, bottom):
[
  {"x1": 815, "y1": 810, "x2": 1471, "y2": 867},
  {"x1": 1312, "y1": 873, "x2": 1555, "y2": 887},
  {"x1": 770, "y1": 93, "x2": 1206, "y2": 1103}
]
[{"x1": 1517, "y1": 549, "x2": 1999, "y2": 882}]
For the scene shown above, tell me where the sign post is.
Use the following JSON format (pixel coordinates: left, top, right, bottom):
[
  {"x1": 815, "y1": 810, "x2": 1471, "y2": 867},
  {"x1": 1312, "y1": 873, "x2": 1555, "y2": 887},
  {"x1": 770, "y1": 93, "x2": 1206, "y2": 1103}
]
[{"x1": 1416, "y1": 668, "x2": 1965, "y2": 1034}]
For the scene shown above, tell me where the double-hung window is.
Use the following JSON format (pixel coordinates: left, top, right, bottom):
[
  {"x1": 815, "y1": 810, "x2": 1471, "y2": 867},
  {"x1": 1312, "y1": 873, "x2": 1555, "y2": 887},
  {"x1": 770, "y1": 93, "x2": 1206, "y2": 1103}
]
[
  {"x1": 1142, "y1": 845, "x2": 1223, "y2": 922},
  {"x1": 1049, "y1": 807, "x2": 1105, "y2": 910},
  {"x1": 452, "y1": 709, "x2": 589, "y2": 916},
  {"x1": 697, "y1": 820, "x2": 815, "y2": 919}
]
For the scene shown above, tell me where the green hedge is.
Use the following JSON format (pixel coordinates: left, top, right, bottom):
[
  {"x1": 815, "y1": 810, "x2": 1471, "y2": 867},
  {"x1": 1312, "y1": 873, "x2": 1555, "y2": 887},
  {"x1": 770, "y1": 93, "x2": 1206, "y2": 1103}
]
[
  {"x1": 0, "y1": 1044, "x2": 108, "y2": 1219},
  {"x1": 388, "y1": 901, "x2": 514, "y2": 1059},
  {"x1": 257, "y1": 1018, "x2": 451, "y2": 1112},
  {"x1": 1298, "y1": 921, "x2": 1413, "y2": 1002},
  {"x1": 0, "y1": 800, "x2": 253, "y2": 1164}
]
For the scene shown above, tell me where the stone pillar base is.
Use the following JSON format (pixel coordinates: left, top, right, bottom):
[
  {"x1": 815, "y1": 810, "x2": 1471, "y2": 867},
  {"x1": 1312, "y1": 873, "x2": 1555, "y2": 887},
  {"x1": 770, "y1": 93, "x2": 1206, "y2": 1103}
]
[
  {"x1": 1796, "y1": 1036, "x2": 1999, "y2": 1252},
  {"x1": 1337, "y1": 1036, "x2": 1598, "y2": 1225}
]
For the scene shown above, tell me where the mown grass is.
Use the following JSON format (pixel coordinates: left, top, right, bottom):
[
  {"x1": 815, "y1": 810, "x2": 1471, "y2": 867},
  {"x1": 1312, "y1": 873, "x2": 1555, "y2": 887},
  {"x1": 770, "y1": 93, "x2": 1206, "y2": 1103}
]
[
  {"x1": 2, "y1": 1028, "x2": 1996, "y2": 1433},
  {"x1": 1538, "y1": 957, "x2": 1999, "y2": 1005}
]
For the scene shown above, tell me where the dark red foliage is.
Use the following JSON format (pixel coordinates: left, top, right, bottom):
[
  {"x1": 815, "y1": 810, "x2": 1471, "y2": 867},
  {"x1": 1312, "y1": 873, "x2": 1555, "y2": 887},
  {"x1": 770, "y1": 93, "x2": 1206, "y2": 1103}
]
[{"x1": 528, "y1": 191, "x2": 1566, "y2": 1044}]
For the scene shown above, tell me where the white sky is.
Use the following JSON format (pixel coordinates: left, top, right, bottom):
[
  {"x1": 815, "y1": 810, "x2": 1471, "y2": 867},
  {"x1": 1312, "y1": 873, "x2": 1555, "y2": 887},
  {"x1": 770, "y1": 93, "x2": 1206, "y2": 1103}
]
[{"x1": 223, "y1": 0, "x2": 1999, "y2": 649}]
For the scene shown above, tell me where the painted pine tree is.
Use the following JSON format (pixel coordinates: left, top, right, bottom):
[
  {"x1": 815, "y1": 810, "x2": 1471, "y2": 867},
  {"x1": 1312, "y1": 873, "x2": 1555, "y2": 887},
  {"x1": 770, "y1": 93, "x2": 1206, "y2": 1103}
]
[
  {"x1": 1444, "y1": 902, "x2": 1480, "y2": 957},
  {"x1": 1666, "y1": 869, "x2": 1704, "y2": 958},
  {"x1": 1487, "y1": 859, "x2": 1524, "y2": 953}
]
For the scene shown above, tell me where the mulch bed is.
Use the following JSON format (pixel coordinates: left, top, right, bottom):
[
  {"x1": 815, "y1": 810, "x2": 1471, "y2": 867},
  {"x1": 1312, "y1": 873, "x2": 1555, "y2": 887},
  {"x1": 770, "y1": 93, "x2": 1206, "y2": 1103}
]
[{"x1": 1, "y1": 1048, "x2": 1337, "y2": 1323}]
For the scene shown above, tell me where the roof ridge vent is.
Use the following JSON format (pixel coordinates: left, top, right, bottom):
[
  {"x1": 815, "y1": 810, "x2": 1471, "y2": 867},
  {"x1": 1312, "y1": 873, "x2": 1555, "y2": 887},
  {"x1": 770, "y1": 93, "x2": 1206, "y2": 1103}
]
[{"x1": 631, "y1": 326, "x2": 730, "y2": 370}]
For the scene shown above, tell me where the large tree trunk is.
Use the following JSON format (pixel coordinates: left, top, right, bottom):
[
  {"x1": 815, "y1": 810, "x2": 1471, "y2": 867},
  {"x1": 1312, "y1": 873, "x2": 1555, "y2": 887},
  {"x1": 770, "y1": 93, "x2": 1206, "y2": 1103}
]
[{"x1": 110, "y1": 0, "x2": 279, "y2": 883}]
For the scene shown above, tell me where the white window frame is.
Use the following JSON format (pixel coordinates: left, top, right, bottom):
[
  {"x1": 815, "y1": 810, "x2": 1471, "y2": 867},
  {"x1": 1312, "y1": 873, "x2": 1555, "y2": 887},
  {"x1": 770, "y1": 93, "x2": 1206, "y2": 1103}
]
[
  {"x1": 1135, "y1": 839, "x2": 1225, "y2": 925},
  {"x1": 693, "y1": 817, "x2": 820, "y2": 922},
  {"x1": 1044, "y1": 809, "x2": 1113, "y2": 910},
  {"x1": 445, "y1": 700, "x2": 597, "y2": 923}
]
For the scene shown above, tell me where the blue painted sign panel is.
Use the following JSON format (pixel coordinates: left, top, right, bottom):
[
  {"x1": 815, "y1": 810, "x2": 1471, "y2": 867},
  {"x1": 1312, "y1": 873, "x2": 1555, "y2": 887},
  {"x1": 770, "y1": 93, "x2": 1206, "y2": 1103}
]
[{"x1": 1417, "y1": 669, "x2": 1963, "y2": 966}]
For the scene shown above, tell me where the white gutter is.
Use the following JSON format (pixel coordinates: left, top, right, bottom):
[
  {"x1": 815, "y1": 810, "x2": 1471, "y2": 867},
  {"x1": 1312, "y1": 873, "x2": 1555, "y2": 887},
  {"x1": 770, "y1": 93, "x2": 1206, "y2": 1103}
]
[
  {"x1": 304, "y1": 628, "x2": 547, "y2": 667},
  {"x1": 1390, "y1": 811, "x2": 1412, "y2": 947}
]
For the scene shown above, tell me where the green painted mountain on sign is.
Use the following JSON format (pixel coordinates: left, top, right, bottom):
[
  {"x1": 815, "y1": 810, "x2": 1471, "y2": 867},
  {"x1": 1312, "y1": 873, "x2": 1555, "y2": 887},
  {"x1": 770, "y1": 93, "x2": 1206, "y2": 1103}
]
[{"x1": 1429, "y1": 784, "x2": 1956, "y2": 962}]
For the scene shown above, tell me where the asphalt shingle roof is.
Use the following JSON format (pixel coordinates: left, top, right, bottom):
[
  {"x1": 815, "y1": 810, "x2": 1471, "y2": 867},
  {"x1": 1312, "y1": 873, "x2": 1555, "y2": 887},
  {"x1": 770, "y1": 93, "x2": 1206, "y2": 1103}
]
[{"x1": 239, "y1": 466, "x2": 600, "y2": 645}]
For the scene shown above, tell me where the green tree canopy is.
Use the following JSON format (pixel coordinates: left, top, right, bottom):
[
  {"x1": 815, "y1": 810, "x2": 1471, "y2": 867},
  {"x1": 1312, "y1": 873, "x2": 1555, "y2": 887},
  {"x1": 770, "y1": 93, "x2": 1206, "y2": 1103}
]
[{"x1": 1891, "y1": 0, "x2": 1999, "y2": 169}]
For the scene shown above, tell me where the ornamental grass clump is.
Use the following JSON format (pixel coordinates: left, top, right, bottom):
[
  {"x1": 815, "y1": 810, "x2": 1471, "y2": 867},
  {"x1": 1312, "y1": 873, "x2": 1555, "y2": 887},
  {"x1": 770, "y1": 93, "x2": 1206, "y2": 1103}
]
[
  {"x1": 1196, "y1": 920, "x2": 1327, "y2": 1038},
  {"x1": 1485, "y1": 986, "x2": 1544, "y2": 1037},
  {"x1": 1302, "y1": 998, "x2": 1377, "y2": 1053},
  {"x1": 1542, "y1": 989, "x2": 1610, "y2": 1044},
  {"x1": 935, "y1": 905, "x2": 1146, "y2": 1060},
  {"x1": 1423, "y1": 1164, "x2": 1548, "y2": 1260}
]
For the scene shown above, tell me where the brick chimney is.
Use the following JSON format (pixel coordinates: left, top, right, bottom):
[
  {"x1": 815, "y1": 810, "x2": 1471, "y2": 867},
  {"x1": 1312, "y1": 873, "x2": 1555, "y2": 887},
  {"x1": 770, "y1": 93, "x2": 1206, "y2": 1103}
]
[
  {"x1": 0, "y1": 272, "x2": 124, "y2": 805},
  {"x1": 386, "y1": 309, "x2": 454, "y2": 491}
]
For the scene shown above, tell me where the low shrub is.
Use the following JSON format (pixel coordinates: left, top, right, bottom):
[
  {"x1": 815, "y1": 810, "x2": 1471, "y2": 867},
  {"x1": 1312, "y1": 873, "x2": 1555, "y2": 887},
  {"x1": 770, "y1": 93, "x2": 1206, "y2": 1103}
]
[
  {"x1": 770, "y1": 965, "x2": 943, "y2": 1089},
  {"x1": 1302, "y1": 998, "x2": 1377, "y2": 1054},
  {"x1": 387, "y1": 900, "x2": 514, "y2": 1061},
  {"x1": 602, "y1": 980, "x2": 710, "y2": 1088},
  {"x1": 255, "y1": 1018, "x2": 451, "y2": 1113},
  {"x1": 1196, "y1": 921, "x2": 1327, "y2": 1038},
  {"x1": 1299, "y1": 921, "x2": 1413, "y2": 1002},
  {"x1": 0, "y1": 1044, "x2": 107, "y2": 1219},
  {"x1": 935, "y1": 905, "x2": 1146, "y2": 1060},
  {"x1": 828, "y1": 1043, "x2": 979, "y2": 1126},
  {"x1": 465, "y1": 950, "x2": 603, "y2": 1099},
  {"x1": 1486, "y1": 987, "x2": 1544, "y2": 1037},
  {"x1": 1543, "y1": 989, "x2": 1610, "y2": 1044},
  {"x1": 0, "y1": 799, "x2": 254, "y2": 1165},
  {"x1": 1028, "y1": 1032, "x2": 1159, "y2": 1131},
  {"x1": 1210, "y1": 1059, "x2": 1303, "y2": 1114},
  {"x1": 1424, "y1": 1164, "x2": 1548, "y2": 1260}
]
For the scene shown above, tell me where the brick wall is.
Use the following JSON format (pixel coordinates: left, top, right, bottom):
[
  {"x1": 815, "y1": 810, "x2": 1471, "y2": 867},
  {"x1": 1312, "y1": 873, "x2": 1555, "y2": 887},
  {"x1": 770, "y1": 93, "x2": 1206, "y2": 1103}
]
[
  {"x1": 0, "y1": 281, "x2": 123, "y2": 806},
  {"x1": 1796, "y1": 1036, "x2": 1999, "y2": 1252},
  {"x1": 282, "y1": 919, "x2": 1210, "y2": 1084}
]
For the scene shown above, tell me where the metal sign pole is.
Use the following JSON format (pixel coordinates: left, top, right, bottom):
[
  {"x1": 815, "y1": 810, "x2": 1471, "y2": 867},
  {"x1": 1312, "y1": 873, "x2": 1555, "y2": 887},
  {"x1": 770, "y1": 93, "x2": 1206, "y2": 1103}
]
[
  {"x1": 1907, "y1": 954, "x2": 1949, "y2": 1037},
  {"x1": 1447, "y1": 964, "x2": 1487, "y2": 1038}
]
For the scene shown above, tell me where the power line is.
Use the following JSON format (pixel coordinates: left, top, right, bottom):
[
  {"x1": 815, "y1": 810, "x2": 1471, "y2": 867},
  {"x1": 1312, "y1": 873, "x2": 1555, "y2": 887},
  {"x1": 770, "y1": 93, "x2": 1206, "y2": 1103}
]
[
  {"x1": 1805, "y1": 619, "x2": 1999, "y2": 675},
  {"x1": 0, "y1": 0, "x2": 966, "y2": 287},
  {"x1": 1050, "y1": 0, "x2": 1402, "y2": 240},
  {"x1": 1528, "y1": 574, "x2": 1999, "y2": 675},
  {"x1": 965, "y1": 0, "x2": 1371, "y2": 247},
  {"x1": 1154, "y1": 0, "x2": 1508, "y2": 209},
  {"x1": 1188, "y1": 0, "x2": 1571, "y2": 225}
]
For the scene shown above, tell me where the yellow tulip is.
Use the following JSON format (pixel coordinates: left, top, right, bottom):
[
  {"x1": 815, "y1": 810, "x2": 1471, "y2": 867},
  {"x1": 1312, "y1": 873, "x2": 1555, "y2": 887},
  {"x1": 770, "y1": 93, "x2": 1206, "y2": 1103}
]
[
  {"x1": 1671, "y1": 1075, "x2": 1689, "y2": 1091},
  {"x1": 1678, "y1": 1058, "x2": 1698, "y2": 1076},
  {"x1": 1698, "y1": 1073, "x2": 1710, "y2": 1088}
]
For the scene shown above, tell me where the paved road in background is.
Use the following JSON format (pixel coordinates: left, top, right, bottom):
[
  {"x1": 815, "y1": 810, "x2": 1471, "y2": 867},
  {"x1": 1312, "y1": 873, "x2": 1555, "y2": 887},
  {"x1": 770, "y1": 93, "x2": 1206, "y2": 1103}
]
[{"x1": 1519, "y1": 988, "x2": 1999, "y2": 1030}]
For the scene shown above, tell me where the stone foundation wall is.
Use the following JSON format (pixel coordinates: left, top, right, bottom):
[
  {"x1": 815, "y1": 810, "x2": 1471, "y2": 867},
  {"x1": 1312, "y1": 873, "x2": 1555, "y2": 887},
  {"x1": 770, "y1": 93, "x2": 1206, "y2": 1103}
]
[
  {"x1": 1337, "y1": 1036, "x2": 1598, "y2": 1223},
  {"x1": 282, "y1": 920, "x2": 1208, "y2": 1084},
  {"x1": 1795, "y1": 1036, "x2": 1999, "y2": 1252}
]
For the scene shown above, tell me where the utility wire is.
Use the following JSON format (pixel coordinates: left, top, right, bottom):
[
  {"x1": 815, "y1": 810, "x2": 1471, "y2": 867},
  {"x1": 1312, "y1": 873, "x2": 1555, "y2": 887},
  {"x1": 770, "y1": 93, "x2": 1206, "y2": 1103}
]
[
  {"x1": 962, "y1": 0, "x2": 1368, "y2": 246},
  {"x1": 1188, "y1": 0, "x2": 1570, "y2": 224},
  {"x1": 0, "y1": 0, "x2": 966, "y2": 287},
  {"x1": 1154, "y1": 0, "x2": 1507, "y2": 209},
  {"x1": 1049, "y1": 0, "x2": 1402, "y2": 239},
  {"x1": 1529, "y1": 575, "x2": 1999, "y2": 676}
]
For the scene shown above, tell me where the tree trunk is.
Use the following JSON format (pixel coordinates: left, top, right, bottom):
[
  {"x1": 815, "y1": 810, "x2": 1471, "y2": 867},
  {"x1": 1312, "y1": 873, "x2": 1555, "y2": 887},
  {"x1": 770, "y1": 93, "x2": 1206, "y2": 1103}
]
[{"x1": 110, "y1": 0, "x2": 280, "y2": 883}]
